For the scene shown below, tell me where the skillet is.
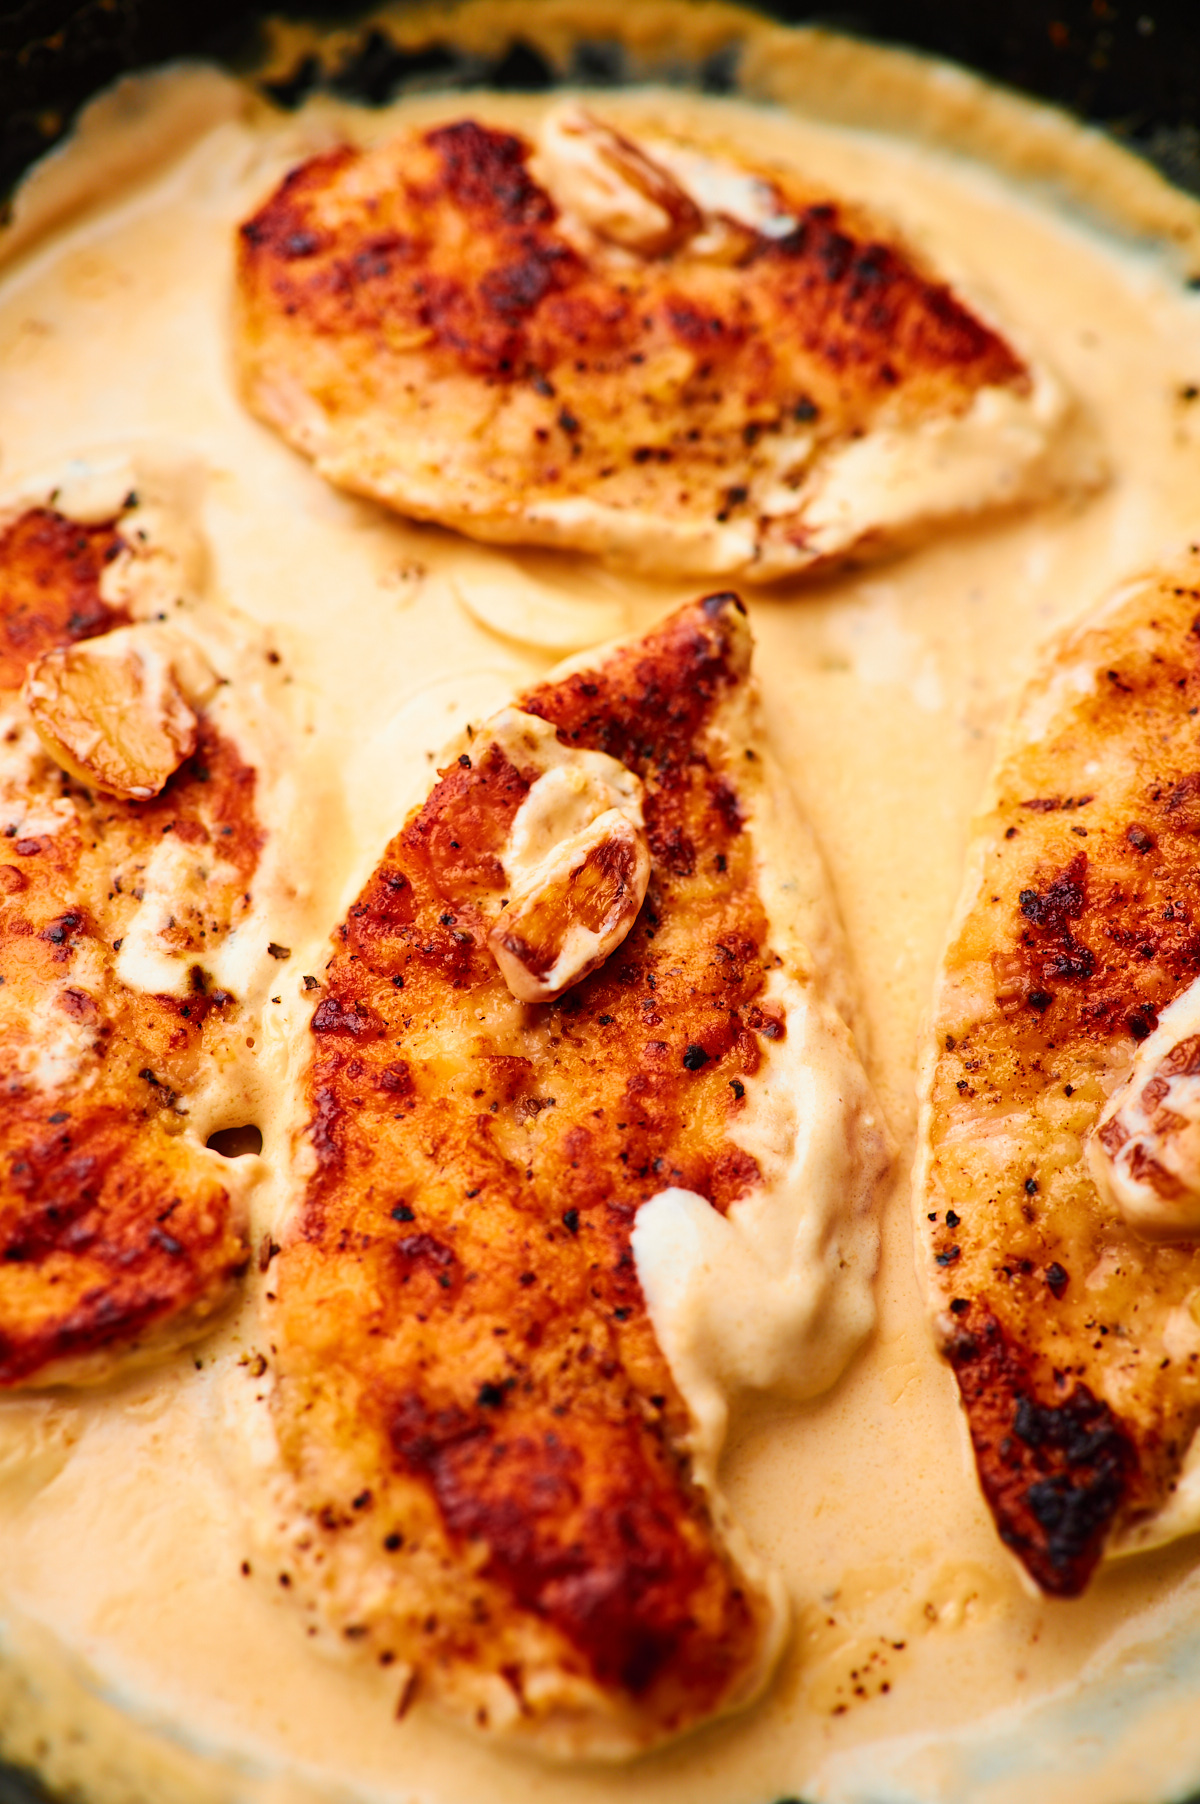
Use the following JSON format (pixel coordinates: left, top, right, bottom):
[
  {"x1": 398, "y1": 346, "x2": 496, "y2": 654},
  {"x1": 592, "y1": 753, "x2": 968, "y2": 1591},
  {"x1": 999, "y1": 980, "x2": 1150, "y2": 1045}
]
[{"x1": 0, "y1": 3, "x2": 1198, "y2": 1800}]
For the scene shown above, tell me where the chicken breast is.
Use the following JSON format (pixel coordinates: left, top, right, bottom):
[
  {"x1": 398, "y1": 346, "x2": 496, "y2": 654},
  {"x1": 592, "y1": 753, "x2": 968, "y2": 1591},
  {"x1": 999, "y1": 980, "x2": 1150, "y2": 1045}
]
[
  {"x1": 917, "y1": 547, "x2": 1200, "y2": 1596},
  {"x1": 235, "y1": 106, "x2": 1079, "y2": 582},
  {"x1": 255, "y1": 592, "x2": 889, "y2": 1756},
  {"x1": 0, "y1": 453, "x2": 280, "y2": 1386}
]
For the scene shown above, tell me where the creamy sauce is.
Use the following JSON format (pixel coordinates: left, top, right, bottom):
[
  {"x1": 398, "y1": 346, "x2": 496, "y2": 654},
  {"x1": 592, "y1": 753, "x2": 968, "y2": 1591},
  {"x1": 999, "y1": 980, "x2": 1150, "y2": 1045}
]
[
  {"x1": 3, "y1": 5, "x2": 1200, "y2": 1801},
  {"x1": 632, "y1": 677, "x2": 890, "y2": 1599},
  {"x1": 633, "y1": 960, "x2": 884, "y2": 1453}
]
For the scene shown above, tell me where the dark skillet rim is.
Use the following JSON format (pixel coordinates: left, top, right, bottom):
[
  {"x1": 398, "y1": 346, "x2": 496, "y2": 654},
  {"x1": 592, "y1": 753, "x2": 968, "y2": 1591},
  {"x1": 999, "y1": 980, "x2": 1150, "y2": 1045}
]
[{"x1": 1, "y1": 0, "x2": 1199, "y2": 210}]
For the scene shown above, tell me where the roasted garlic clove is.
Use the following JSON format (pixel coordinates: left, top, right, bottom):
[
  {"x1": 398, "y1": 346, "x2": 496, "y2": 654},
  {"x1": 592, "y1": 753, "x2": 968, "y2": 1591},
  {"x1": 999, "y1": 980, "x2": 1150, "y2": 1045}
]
[
  {"x1": 23, "y1": 625, "x2": 203, "y2": 800},
  {"x1": 538, "y1": 104, "x2": 702, "y2": 257},
  {"x1": 1088, "y1": 982, "x2": 1200, "y2": 1240},
  {"x1": 482, "y1": 707, "x2": 647, "y2": 865},
  {"x1": 488, "y1": 807, "x2": 650, "y2": 1004},
  {"x1": 472, "y1": 707, "x2": 650, "y2": 1003}
]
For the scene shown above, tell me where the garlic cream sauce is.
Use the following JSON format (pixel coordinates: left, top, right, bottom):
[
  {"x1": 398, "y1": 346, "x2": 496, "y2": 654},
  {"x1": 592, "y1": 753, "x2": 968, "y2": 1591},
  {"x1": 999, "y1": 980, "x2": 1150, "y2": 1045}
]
[{"x1": 3, "y1": 5, "x2": 1200, "y2": 1801}]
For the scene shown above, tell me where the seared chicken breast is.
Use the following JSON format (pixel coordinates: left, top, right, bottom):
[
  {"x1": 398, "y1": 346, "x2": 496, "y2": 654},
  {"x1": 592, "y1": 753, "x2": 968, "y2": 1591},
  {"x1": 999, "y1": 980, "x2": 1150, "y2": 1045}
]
[
  {"x1": 0, "y1": 455, "x2": 279, "y2": 1386},
  {"x1": 236, "y1": 107, "x2": 1078, "y2": 582},
  {"x1": 259, "y1": 593, "x2": 888, "y2": 1756},
  {"x1": 918, "y1": 548, "x2": 1200, "y2": 1595}
]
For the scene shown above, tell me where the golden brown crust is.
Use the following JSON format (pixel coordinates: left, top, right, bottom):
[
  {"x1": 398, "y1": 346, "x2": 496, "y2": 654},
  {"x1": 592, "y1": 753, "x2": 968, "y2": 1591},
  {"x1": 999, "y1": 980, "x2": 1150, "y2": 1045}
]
[
  {"x1": 269, "y1": 594, "x2": 786, "y2": 1748},
  {"x1": 0, "y1": 508, "x2": 130, "y2": 689},
  {"x1": 920, "y1": 550, "x2": 1200, "y2": 1594},
  {"x1": 0, "y1": 504, "x2": 258, "y2": 1385},
  {"x1": 235, "y1": 118, "x2": 1032, "y2": 579}
]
